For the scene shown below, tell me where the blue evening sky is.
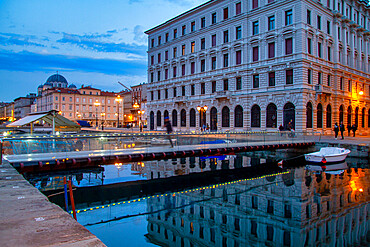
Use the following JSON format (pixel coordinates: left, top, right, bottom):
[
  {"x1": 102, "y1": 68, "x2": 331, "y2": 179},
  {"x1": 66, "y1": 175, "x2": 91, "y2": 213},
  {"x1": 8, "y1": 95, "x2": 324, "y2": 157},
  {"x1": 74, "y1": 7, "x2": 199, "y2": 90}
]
[{"x1": 0, "y1": 0, "x2": 206, "y2": 101}]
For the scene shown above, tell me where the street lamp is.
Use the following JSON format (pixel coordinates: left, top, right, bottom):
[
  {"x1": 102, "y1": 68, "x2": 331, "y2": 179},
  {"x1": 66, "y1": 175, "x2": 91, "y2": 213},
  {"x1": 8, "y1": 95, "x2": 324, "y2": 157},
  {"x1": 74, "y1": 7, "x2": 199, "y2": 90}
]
[
  {"x1": 133, "y1": 102, "x2": 140, "y2": 127},
  {"x1": 100, "y1": 112, "x2": 105, "y2": 130},
  {"x1": 197, "y1": 105, "x2": 208, "y2": 130},
  {"x1": 115, "y1": 95, "x2": 122, "y2": 128},
  {"x1": 138, "y1": 110, "x2": 145, "y2": 132},
  {"x1": 94, "y1": 100, "x2": 101, "y2": 128}
]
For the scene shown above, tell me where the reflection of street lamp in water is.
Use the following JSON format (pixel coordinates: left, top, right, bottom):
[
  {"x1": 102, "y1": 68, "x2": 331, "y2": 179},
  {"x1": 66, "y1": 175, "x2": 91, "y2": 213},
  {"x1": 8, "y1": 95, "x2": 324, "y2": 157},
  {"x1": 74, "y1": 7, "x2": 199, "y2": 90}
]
[
  {"x1": 94, "y1": 100, "x2": 101, "y2": 129},
  {"x1": 115, "y1": 95, "x2": 122, "y2": 128}
]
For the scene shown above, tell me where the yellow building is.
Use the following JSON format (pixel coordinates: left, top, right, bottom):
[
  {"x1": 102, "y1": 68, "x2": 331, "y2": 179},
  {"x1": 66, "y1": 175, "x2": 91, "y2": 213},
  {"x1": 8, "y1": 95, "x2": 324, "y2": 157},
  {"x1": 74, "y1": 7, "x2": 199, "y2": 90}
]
[{"x1": 34, "y1": 74, "x2": 125, "y2": 127}]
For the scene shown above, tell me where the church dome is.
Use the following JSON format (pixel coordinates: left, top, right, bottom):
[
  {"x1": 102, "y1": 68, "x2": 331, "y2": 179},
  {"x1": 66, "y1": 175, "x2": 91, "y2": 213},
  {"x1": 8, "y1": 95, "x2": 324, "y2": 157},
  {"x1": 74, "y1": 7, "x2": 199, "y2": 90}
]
[
  {"x1": 68, "y1": 84, "x2": 77, "y2": 89},
  {"x1": 38, "y1": 84, "x2": 43, "y2": 88},
  {"x1": 44, "y1": 82, "x2": 52, "y2": 86},
  {"x1": 46, "y1": 74, "x2": 68, "y2": 84}
]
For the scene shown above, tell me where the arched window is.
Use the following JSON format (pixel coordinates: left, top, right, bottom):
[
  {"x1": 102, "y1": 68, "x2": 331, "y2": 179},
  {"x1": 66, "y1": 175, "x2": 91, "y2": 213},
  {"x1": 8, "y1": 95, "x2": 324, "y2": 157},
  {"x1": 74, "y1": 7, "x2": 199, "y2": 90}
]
[
  {"x1": 347, "y1": 106, "x2": 352, "y2": 126},
  {"x1": 190, "y1": 108, "x2": 196, "y2": 127},
  {"x1": 222, "y1": 106, "x2": 230, "y2": 127},
  {"x1": 164, "y1": 110, "x2": 169, "y2": 122},
  {"x1": 181, "y1": 109, "x2": 186, "y2": 127},
  {"x1": 210, "y1": 107, "x2": 217, "y2": 130},
  {"x1": 317, "y1": 103, "x2": 323, "y2": 128},
  {"x1": 326, "y1": 104, "x2": 332, "y2": 128},
  {"x1": 172, "y1": 110, "x2": 178, "y2": 127},
  {"x1": 306, "y1": 102, "x2": 313, "y2": 128},
  {"x1": 234, "y1": 105, "x2": 243, "y2": 127},
  {"x1": 156, "y1": 111, "x2": 161, "y2": 127},
  {"x1": 339, "y1": 105, "x2": 344, "y2": 124},
  {"x1": 355, "y1": 107, "x2": 359, "y2": 127},
  {"x1": 283, "y1": 102, "x2": 295, "y2": 129},
  {"x1": 362, "y1": 108, "x2": 365, "y2": 128},
  {"x1": 266, "y1": 103, "x2": 277, "y2": 128},
  {"x1": 251, "y1": 105, "x2": 261, "y2": 127},
  {"x1": 150, "y1": 111, "x2": 154, "y2": 130}
]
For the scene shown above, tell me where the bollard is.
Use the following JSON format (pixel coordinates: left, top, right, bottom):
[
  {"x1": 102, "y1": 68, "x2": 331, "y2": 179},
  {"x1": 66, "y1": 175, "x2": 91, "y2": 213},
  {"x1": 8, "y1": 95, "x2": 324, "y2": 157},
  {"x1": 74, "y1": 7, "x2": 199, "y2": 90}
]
[
  {"x1": 68, "y1": 180, "x2": 77, "y2": 220},
  {"x1": 63, "y1": 177, "x2": 69, "y2": 212}
]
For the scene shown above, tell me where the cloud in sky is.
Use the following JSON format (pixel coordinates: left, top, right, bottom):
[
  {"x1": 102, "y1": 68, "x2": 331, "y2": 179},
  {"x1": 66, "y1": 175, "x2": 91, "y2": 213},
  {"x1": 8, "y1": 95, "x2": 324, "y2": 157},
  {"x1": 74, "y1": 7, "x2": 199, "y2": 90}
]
[
  {"x1": 133, "y1": 25, "x2": 146, "y2": 44},
  {"x1": 57, "y1": 32, "x2": 147, "y2": 57},
  {"x1": 0, "y1": 0, "x2": 208, "y2": 101},
  {"x1": 0, "y1": 32, "x2": 45, "y2": 47},
  {"x1": 0, "y1": 50, "x2": 146, "y2": 76}
]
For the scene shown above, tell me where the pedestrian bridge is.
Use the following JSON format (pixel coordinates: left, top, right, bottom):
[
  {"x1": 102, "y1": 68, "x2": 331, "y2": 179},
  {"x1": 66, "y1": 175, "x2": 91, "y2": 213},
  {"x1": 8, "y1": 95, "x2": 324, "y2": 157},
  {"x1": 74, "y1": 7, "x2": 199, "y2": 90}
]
[{"x1": 1, "y1": 131, "x2": 318, "y2": 171}]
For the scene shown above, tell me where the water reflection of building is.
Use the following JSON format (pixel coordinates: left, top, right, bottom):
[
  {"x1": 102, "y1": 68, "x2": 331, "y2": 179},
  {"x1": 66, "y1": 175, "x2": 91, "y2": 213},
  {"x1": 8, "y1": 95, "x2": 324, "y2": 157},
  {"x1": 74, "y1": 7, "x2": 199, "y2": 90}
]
[
  {"x1": 146, "y1": 167, "x2": 369, "y2": 247},
  {"x1": 138, "y1": 155, "x2": 267, "y2": 180},
  {"x1": 27, "y1": 168, "x2": 105, "y2": 191}
]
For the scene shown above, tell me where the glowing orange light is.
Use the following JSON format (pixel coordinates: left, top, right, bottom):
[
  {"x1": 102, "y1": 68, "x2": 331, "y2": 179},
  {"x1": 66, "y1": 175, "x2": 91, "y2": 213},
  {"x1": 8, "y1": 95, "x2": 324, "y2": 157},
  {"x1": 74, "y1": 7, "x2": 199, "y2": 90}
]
[{"x1": 359, "y1": 188, "x2": 363, "y2": 192}]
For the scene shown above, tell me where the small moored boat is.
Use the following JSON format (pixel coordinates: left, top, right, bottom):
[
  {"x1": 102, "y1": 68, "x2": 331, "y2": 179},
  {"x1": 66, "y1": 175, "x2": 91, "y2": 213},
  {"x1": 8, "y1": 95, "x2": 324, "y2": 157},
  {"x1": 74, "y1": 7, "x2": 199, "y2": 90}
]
[{"x1": 304, "y1": 147, "x2": 351, "y2": 164}]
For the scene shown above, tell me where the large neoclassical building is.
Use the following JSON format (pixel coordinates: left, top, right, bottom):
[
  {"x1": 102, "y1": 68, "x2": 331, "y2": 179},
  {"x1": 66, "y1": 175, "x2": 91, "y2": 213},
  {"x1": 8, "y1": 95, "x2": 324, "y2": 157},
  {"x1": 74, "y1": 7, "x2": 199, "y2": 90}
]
[{"x1": 145, "y1": 0, "x2": 370, "y2": 134}]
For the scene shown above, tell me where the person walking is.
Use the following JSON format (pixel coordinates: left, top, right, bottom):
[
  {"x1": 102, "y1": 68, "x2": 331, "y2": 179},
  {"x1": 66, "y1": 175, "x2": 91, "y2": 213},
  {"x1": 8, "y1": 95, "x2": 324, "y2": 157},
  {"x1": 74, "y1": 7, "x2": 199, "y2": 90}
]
[
  {"x1": 279, "y1": 124, "x2": 284, "y2": 136},
  {"x1": 163, "y1": 117, "x2": 174, "y2": 147},
  {"x1": 347, "y1": 123, "x2": 351, "y2": 136},
  {"x1": 340, "y1": 122, "x2": 345, "y2": 140},
  {"x1": 352, "y1": 124, "x2": 357, "y2": 137},
  {"x1": 333, "y1": 122, "x2": 339, "y2": 139}
]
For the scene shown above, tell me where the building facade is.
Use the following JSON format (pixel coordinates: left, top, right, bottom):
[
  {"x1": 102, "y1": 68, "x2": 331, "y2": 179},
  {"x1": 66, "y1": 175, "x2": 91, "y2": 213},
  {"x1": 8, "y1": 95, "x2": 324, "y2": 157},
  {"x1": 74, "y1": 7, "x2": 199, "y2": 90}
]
[
  {"x1": 131, "y1": 83, "x2": 148, "y2": 127},
  {"x1": 34, "y1": 74, "x2": 125, "y2": 127},
  {"x1": 146, "y1": 0, "x2": 370, "y2": 135},
  {"x1": 13, "y1": 93, "x2": 36, "y2": 120},
  {"x1": 0, "y1": 102, "x2": 14, "y2": 123}
]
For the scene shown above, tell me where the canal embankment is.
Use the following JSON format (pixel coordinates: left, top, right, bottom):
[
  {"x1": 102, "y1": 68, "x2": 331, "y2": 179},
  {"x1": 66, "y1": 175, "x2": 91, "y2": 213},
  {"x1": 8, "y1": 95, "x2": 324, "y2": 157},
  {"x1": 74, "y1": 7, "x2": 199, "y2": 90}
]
[
  {"x1": 0, "y1": 160, "x2": 105, "y2": 247},
  {"x1": 316, "y1": 136, "x2": 370, "y2": 158}
]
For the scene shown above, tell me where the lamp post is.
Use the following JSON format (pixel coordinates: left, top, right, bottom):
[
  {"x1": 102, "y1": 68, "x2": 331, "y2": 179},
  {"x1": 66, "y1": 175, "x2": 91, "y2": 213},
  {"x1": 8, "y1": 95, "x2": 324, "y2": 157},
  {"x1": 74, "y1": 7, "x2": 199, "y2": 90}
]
[
  {"x1": 94, "y1": 100, "x2": 101, "y2": 129},
  {"x1": 100, "y1": 112, "x2": 105, "y2": 130},
  {"x1": 133, "y1": 102, "x2": 140, "y2": 127},
  {"x1": 197, "y1": 105, "x2": 208, "y2": 131},
  {"x1": 115, "y1": 95, "x2": 122, "y2": 128},
  {"x1": 138, "y1": 110, "x2": 145, "y2": 132}
]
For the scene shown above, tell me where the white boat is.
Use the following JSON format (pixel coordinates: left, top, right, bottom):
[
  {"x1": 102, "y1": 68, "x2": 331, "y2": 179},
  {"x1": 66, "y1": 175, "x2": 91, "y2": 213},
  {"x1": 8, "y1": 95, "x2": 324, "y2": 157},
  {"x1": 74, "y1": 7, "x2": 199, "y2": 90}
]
[{"x1": 304, "y1": 147, "x2": 351, "y2": 164}]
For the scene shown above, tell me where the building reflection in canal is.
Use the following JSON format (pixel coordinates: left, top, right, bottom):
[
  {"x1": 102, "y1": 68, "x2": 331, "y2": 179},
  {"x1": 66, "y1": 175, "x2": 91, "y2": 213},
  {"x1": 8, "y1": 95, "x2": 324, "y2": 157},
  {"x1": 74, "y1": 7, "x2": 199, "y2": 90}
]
[
  {"x1": 144, "y1": 165, "x2": 369, "y2": 247},
  {"x1": 25, "y1": 152, "x2": 369, "y2": 246},
  {"x1": 27, "y1": 153, "x2": 271, "y2": 191}
]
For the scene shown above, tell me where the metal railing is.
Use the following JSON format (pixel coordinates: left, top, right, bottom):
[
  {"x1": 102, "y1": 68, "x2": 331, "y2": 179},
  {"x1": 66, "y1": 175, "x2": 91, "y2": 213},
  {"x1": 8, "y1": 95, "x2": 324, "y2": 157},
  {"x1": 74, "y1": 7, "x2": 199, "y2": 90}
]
[{"x1": 1, "y1": 131, "x2": 320, "y2": 157}]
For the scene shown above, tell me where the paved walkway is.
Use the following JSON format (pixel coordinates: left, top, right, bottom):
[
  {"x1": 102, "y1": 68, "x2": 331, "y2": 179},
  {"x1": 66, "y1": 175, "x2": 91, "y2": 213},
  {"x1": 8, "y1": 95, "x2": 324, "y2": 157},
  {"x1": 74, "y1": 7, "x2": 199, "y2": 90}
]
[
  {"x1": 0, "y1": 161, "x2": 105, "y2": 247},
  {"x1": 318, "y1": 135, "x2": 370, "y2": 145}
]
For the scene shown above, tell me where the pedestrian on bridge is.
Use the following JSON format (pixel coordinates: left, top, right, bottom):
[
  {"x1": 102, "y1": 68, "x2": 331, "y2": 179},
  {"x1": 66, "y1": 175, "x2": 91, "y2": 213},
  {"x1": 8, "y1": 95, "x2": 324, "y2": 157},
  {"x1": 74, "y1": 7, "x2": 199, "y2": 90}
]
[{"x1": 164, "y1": 117, "x2": 174, "y2": 147}]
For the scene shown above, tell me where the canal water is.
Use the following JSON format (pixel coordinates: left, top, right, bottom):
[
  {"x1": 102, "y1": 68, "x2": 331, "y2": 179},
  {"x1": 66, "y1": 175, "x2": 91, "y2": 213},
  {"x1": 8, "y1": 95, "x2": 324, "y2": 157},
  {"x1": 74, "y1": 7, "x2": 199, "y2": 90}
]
[{"x1": 23, "y1": 151, "x2": 369, "y2": 247}]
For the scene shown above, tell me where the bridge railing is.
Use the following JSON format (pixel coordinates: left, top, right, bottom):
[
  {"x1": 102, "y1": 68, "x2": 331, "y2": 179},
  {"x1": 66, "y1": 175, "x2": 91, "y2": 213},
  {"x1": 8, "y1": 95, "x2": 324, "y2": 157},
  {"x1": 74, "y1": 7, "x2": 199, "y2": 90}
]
[{"x1": 1, "y1": 131, "x2": 320, "y2": 156}]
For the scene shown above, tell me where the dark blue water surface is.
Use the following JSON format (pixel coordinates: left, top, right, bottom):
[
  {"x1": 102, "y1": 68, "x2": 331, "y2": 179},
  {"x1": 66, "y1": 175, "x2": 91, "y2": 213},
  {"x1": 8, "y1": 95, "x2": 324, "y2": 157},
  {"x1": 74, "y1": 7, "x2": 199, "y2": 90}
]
[{"x1": 26, "y1": 152, "x2": 370, "y2": 247}]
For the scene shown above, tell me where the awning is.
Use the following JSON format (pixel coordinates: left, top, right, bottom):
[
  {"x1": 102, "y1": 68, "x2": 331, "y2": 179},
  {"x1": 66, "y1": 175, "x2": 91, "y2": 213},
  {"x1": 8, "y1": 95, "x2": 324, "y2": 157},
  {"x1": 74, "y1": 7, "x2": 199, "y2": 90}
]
[
  {"x1": 7, "y1": 113, "x2": 48, "y2": 127},
  {"x1": 7, "y1": 110, "x2": 81, "y2": 130}
]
